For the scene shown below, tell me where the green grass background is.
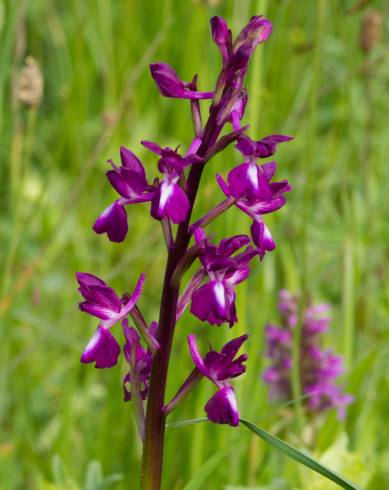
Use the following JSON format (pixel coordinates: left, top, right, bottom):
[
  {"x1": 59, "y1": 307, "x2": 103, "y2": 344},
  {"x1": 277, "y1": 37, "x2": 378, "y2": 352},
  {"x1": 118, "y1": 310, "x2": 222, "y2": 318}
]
[{"x1": 1, "y1": 0, "x2": 388, "y2": 488}]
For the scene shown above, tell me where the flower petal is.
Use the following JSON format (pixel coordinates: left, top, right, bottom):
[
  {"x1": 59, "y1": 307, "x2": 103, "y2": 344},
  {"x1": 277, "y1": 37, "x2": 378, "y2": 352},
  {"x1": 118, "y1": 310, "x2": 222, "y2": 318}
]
[
  {"x1": 187, "y1": 334, "x2": 210, "y2": 379},
  {"x1": 93, "y1": 201, "x2": 128, "y2": 242},
  {"x1": 251, "y1": 221, "x2": 275, "y2": 258},
  {"x1": 190, "y1": 281, "x2": 229, "y2": 326},
  {"x1": 205, "y1": 386, "x2": 239, "y2": 427},
  {"x1": 81, "y1": 326, "x2": 120, "y2": 368},
  {"x1": 151, "y1": 181, "x2": 190, "y2": 224}
]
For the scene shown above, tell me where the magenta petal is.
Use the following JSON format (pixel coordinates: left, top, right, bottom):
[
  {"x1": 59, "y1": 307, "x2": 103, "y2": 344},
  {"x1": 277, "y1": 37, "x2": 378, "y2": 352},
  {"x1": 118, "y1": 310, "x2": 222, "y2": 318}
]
[
  {"x1": 121, "y1": 273, "x2": 145, "y2": 315},
  {"x1": 151, "y1": 181, "x2": 189, "y2": 224},
  {"x1": 119, "y1": 146, "x2": 145, "y2": 174},
  {"x1": 79, "y1": 301, "x2": 115, "y2": 321},
  {"x1": 251, "y1": 221, "x2": 275, "y2": 258},
  {"x1": 93, "y1": 201, "x2": 128, "y2": 242},
  {"x1": 221, "y1": 334, "x2": 249, "y2": 360},
  {"x1": 205, "y1": 386, "x2": 239, "y2": 427},
  {"x1": 210, "y1": 16, "x2": 229, "y2": 45},
  {"x1": 228, "y1": 163, "x2": 260, "y2": 198},
  {"x1": 141, "y1": 140, "x2": 163, "y2": 156},
  {"x1": 76, "y1": 272, "x2": 106, "y2": 288},
  {"x1": 81, "y1": 326, "x2": 120, "y2": 369},
  {"x1": 187, "y1": 334, "x2": 210, "y2": 379},
  {"x1": 150, "y1": 63, "x2": 185, "y2": 98},
  {"x1": 190, "y1": 281, "x2": 232, "y2": 326}
]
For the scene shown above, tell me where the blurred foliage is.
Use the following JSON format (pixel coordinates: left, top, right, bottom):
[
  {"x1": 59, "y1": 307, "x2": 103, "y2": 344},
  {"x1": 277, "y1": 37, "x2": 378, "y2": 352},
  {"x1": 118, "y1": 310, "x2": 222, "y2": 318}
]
[{"x1": 0, "y1": 0, "x2": 388, "y2": 488}]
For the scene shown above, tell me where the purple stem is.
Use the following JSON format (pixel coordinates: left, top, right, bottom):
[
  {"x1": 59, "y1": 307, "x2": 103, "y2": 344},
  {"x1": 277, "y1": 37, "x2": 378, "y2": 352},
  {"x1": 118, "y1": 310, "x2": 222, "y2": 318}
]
[{"x1": 140, "y1": 107, "x2": 222, "y2": 490}]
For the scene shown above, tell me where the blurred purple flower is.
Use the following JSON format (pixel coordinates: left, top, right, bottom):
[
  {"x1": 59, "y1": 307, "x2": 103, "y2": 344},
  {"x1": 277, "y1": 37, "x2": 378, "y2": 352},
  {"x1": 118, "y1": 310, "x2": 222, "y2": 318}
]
[
  {"x1": 188, "y1": 333, "x2": 248, "y2": 426},
  {"x1": 262, "y1": 290, "x2": 354, "y2": 419}
]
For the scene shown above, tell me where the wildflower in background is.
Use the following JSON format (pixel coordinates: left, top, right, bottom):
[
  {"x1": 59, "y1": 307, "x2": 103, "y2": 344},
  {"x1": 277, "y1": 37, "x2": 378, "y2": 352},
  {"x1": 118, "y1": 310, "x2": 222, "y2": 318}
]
[
  {"x1": 263, "y1": 290, "x2": 354, "y2": 419},
  {"x1": 188, "y1": 334, "x2": 248, "y2": 426},
  {"x1": 76, "y1": 272, "x2": 144, "y2": 368}
]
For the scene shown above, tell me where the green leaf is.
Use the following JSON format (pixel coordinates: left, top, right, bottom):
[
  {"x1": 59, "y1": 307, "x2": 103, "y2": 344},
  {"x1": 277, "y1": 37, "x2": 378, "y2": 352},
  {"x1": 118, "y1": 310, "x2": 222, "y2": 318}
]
[
  {"x1": 166, "y1": 418, "x2": 208, "y2": 429},
  {"x1": 240, "y1": 419, "x2": 362, "y2": 490}
]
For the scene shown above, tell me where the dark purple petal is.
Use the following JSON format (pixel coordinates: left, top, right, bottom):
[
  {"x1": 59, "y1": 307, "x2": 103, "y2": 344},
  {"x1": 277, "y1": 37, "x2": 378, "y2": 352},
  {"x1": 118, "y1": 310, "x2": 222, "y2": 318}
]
[
  {"x1": 260, "y1": 161, "x2": 277, "y2": 181},
  {"x1": 121, "y1": 273, "x2": 145, "y2": 315},
  {"x1": 211, "y1": 16, "x2": 230, "y2": 48},
  {"x1": 81, "y1": 326, "x2": 120, "y2": 369},
  {"x1": 236, "y1": 16, "x2": 272, "y2": 48},
  {"x1": 107, "y1": 169, "x2": 149, "y2": 199},
  {"x1": 150, "y1": 63, "x2": 186, "y2": 98},
  {"x1": 119, "y1": 146, "x2": 145, "y2": 174},
  {"x1": 251, "y1": 221, "x2": 275, "y2": 258},
  {"x1": 190, "y1": 280, "x2": 236, "y2": 326},
  {"x1": 228, "y1": 162, "x2": 260, "y2": 198},
  {"x1": 76, "y1": 272, "x2": 106, "y2": 289},
  {"x1": 151, "y1": 181, "x2": 189, "y2": 224},
  {"x1": 149, "y1": 63, "x2": 213, "y2": 100},
  {"x1": 216, "y1": 174, "x2": 231, "y2": 197},
  {"x1": 218, "y1": 235, "x2": 251, "y2": 257},
  {"x1": 78, "y1": 302, "x2": 114, "y2": 321},
  {"x1": 220, "y1": 334, "x2": 249, "y2": 360},
  {"x1": 141, "y1": 140, "x2": 163, "y2": 156},
  {"x1": 235, "y1": 135, "x2": 257, "y2": 156},
  {"x1": 205, "y1": 386, "x2": 239, "y2": 427},
  {"x1": 225, "y1": 266, "x2": 250, "y2": 287},
  {"x1": 187, "y1": 334, "x2": 210, "y2": 379},
  {"x1": 93, "y1": 201, "x2": 128, "y2": 242}
]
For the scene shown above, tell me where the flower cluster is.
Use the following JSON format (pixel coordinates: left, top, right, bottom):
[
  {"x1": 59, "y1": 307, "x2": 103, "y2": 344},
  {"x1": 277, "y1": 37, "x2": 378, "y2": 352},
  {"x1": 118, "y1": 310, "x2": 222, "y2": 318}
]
[
  {"x1": 263, "y1": 290, "x2": 354, "y2": 419},
  {"x1": 77, "y1": 15, "x2": 293, "y2": 433}
]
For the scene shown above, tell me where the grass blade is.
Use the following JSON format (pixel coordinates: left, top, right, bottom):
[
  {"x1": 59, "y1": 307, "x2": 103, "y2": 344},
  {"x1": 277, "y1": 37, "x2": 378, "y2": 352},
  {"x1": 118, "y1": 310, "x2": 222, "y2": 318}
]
[{"x1": 240, "y1": 419, "x2": 362, "y2": 490}]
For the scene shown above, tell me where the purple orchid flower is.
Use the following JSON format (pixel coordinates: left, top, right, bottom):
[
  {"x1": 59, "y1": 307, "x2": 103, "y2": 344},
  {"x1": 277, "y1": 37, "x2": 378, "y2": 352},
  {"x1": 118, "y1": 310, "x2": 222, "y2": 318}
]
[
  {"x1": 142, "y1": 140, "x2": 201, "y2": 223},
  {"x1": 93, "y1": 147, "x2": 155, "y2": 242},
  {"x1": 76, "y1": 272, "x2": 144, "y2": 368},
  {"x1": 190, "y1": 229, "x2": 257, "y2": 327},
  {"x1": 263, "y1": 291, "x2": 354, "y2": 419},
  {"x1": 122, "y1": 320, "x2": 157, "y2": 401},
  {"x1": 217, "y1": 161, "x2": 290, "y2": 258},
  {"x1": 188, "y1": 334, "x2": 248, "y2": 426},
  {"x1": 236, "y1": 134, "x2": 293, "y2": 158},
  {"x1": 150, "y1": 63, "x2": 214, "y2": 100}
]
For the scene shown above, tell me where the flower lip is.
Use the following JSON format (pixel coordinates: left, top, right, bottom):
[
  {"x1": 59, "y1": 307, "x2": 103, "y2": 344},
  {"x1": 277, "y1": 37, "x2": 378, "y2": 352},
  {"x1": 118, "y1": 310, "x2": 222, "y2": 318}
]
[{"x1": 205, "y1": 385, "x2": 240, "y2": 426}]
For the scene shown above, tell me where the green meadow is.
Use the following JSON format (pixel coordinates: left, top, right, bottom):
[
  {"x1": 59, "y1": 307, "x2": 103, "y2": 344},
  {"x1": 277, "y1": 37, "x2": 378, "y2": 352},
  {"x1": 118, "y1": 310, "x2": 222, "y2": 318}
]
[{"x1": 0, "y1": 0, "x2": 388, "y2": 488}]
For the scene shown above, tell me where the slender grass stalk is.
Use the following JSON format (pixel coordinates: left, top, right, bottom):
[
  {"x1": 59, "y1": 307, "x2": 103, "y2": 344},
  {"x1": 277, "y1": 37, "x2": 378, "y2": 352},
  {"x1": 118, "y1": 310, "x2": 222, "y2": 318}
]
[{"x1": 291, "y1": 0, "x2": 324, "y2": 432}]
